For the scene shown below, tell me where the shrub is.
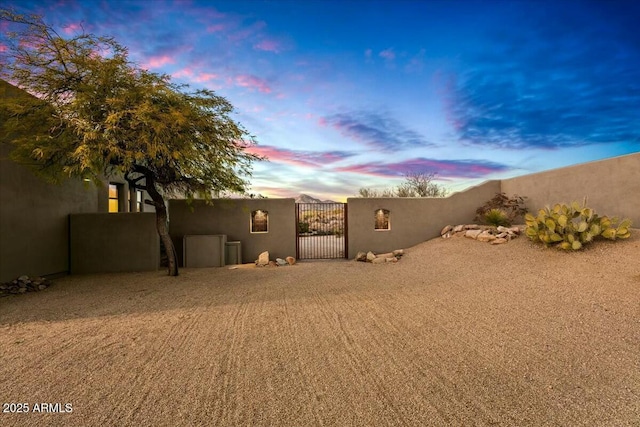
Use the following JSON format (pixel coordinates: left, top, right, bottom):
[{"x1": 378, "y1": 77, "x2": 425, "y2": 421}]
[
  {"x1": 483, "y1": 209, "x2": 510, "y2": 227},
  {"x1": 524, "y1": 201, "x2": 632, "y2": 250},
  {"x1": 475, "y1": 193, "x2": 527, "y2": 225}
]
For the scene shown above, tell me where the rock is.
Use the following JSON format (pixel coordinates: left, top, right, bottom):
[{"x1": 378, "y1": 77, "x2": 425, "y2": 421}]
[
  {"x1": 440, "y1": 225, "x2": 453, "y2": 236},
  {"x1": 371, "y1": 257, "x2": 386, "y2": 264},
  {"x1": 366, "y1": 251, "x2": 376, "y2": 262},
  {"x1": 268, "y1": 260, "x2": 278, "y2": 267},
  {"x1": 509, "y1": 226, "x2": 521, "y2": 234},
  {"x1": 38, "y1": 284, "x2": 47, "y2": 290},
  {"x1": 497, "y1": 226, "x2": 510, "y2": 233},
  {"x1": 275, "y1": 258, "x2": 287, "y2": 266},
  {"x1": 257, "y1": 251, "x2": 269, "y2": 266},
  {"x1": 385, "y1": 257, "x2": 398, "y2": 263},
  {"x1": 464, "y1": 224, "x2": 480, "y2": 230},
  {"x1": 18, "y1": 275, "x2": 29, "y2": 282},
  {"x1": 477, "y1": 230, "x2": 496, "y2": 242},
  {"x1": 375, "y1": 252, "x2": 394, "y2": 259},
  {"x1": 453, "y1": 224, "x2": 465, "y2": 233},
  {"x1": 491, "y1": 238, "x2": 508, "y2": 245},
  {"x1": 286, "y1": 256, "x2": 296, "y2": 265},
  {"x1": 392, "y1": 249, "x2": 404, "y2": 256},
  {"x1": 355, "y1": 252, "x2": 367, "y2": 262},
  {"x1": 465, "y1": 229, "x2": 483, "y2": 239}
]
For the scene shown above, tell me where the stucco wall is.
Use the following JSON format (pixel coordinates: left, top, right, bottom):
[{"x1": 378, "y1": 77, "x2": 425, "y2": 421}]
[
  {"x1": 0, "y1": 143, "x2": 100, "y2": 282},
  {"x1": 69, "y1": 213, "x2": 159, "y2": 274},
  {"x1": 346, "y1": 181, "x2": 501, "y2": 258},
  {"x1": 501, "y1": 153, "x2": 640, "y2": 225},
  {"x1": 169, "y1": 198, "x2": 296, "y2": 265}
]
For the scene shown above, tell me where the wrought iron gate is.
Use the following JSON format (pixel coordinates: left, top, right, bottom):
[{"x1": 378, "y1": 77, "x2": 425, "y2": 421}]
[{"x1": 296, "y1": 203, "x2": 348, "y2": 259}]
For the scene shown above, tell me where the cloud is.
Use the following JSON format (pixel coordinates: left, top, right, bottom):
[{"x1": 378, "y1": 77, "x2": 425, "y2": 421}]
[
  {"x1": 247, "y1": 145, "x2": 354, "y2": 168},
  {"x1": 141, "y1": 54, "x2": 175, "y2": 69},
  {"x1": 379, "y1": 48, "x2": 396, "y2": 61},
  {"x1": 62, "y1": 22, "x2": 82, "y2": 35},
  {"x1": 320, "y1": 111, "x2": 435, "y2": 150},
  {"x1": 447, "y1": 7, "x2": 640, "y2": 150},
  {"x1": 234, "y1": 74, "x2": 272, "y2": 93},
  {"x1": 254, "y1": 38, "x2": 284, "y2": 53},
  {"x1": 172, "y1": 67, "x2": 218, "y2": 83},
  {"x1": 334, "y1": 157, "x2": 509, "y2": 179}
]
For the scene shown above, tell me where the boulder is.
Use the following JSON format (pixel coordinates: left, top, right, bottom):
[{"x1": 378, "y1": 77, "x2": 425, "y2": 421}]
[
  {"x1": 385, "y1": 257, "x2": 398, "y2": 263},
  {"x1": 375, "y1": 252, "x2": 394, "y2": 259},
  {"x1": 275, "y1": 258, "x2": 287, "y2": 266},
  {"x1": 371, "y1": 257, "x2": 386, "y2": 264},
  {"x1": 453, "y1": 224, "x2": 465, "y2": 233},
  {"x1": 477, "y1": 230, "x2": 496, "y2": 242},
  {"x1": 257, "y1": 251, "x2": 269, "y2": 266},
  {"x1": 355, "y1": 252, "x2": 367, "y2": 262},
  {"x1": 465, "y1": 229, "x2": 483, "y2": 239},
  {"x1": 440, "y1": 225, "x2": 453, "y2": 236},
  {"x1": 366, "y1": 251, "x2": 376, "y2": 262},
  {"x1": 392, "y1": 249, "x2": 404, "y2": 256},
  {"x1": 286, "y1": 256, "x2": 296, "y2": 265}
]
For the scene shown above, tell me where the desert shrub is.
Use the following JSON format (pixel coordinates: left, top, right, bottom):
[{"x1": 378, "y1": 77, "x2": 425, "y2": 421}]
[
  {"x1": 475, "y1": 193, "x2": 527, "y2": 225},
  {"x1": 483, "y1": 209, "x2": 510, "y2": 227},
  {"x1": 524, "y1": 201, "x2": 632, "y2": 250}
]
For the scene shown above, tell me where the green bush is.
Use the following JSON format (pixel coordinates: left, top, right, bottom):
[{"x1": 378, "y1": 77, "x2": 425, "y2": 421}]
[
  {"x1": 475, "y1": 193, "x2": 527, "y2": 226},
  {"x1": 524, "y1": 201, "x2": 632, "y2": 250},
  {"x1": 484, "y1": 209, "x2": 510, "y2": 227}
]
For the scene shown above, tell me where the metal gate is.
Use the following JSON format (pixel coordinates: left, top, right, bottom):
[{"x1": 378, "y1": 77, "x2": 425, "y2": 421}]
[{"x1": 296, "y1": 203, "x2": 348, "y2": 259}]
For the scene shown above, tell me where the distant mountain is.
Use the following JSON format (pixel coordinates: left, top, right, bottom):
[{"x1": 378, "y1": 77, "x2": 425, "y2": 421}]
[{"x1": 295, "y1": 193, "x2": 337, "y2": 204}]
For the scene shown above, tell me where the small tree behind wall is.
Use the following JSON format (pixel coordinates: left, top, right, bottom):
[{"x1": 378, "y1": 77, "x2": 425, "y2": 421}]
[{"x1": 0, "y1": 10, "x2": 264, "y2": 276}]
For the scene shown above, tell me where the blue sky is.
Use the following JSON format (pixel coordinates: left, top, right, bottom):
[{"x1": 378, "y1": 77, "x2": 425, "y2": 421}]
[{"x1": 4, "y1": 0, "x2": 640, "y2": 201}]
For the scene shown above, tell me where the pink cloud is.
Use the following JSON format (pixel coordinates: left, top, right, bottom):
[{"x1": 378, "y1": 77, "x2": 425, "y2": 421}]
[
  {"x1": 254, "y1": 39, "x2": 282, "y2": 53},
  {"x1": 234, "y1": 74, "x2": 272, "y2": 93},
  {"x1": 379, "y1": 48, "x2": 396, "y2": 60},
  {"x1": 206, "y1": 23, "x2": 229, "y2": 33},
  {"x1": 142, "y1": 55, "x2": 175, "y2": 69},
  {"x1": 333, "y1": 158, "x2": 508, "y2": 179},
  {"x1": 62, "y1": 23, "x2": 82, "y2": 35},
  {"x1": 246, "y1": 145, "x2": 352, "y2": 168},
  {"x1": 172, "y1": 67, "x2": 219, "y2": 83}
]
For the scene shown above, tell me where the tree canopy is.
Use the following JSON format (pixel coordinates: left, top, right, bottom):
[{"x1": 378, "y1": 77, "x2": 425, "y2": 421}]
[
  {"x1": 1, "y1": 10, "x2": 264, "y2": 275},
  {"x1": 358, "y1": 172, "x2": 448, "y2": 198}
]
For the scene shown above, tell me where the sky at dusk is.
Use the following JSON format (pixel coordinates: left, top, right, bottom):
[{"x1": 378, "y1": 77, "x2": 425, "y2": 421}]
[{"x1": 3, "y1": 0, "x2": 640, "y2": 201}]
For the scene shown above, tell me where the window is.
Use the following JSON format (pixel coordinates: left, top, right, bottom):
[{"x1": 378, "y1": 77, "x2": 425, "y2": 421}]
[
  {"x1": 108, "y1": 184, "x2": 120, "y2": 213},
  {"x1": 131, "y1": 189, "x2": 144, "y2": 212},
  {"x1": 374, "y1": 209, "x2": 390, "y2": 231},
  {"x1": 251, "y1": 210, "x2": 269, "y2": 233}
]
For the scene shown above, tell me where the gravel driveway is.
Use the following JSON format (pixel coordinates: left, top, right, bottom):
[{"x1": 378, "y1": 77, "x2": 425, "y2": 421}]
[{"x1": 1, "y1": 232, "x2": 639, "y2": 426}]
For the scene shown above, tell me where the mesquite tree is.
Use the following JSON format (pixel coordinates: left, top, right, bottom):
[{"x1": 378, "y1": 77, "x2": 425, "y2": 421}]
[{"x1": 0, "y1": 10, "x2": 263, "y2": 275}]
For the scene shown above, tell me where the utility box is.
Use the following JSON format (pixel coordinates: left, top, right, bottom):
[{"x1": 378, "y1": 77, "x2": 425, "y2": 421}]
[
  {"x1": 225, "y1": 241, "x2": 242, "y2": 265},
  {"x1": 183, "y1": 235, "x2": 227, "y2": 267}
]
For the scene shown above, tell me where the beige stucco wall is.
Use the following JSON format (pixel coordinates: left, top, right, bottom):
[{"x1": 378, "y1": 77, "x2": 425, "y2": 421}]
[
  {"x1": 501, "y1": 153, "x2": 640, "y2": 225},
  {"x1": 169, "y1": 198, "x2": 296, "y2": 265},
  {"x1": 0, "y1": 143, "x2": 100, "y2": 282},
  {"x1": 69, "y1": 213, "x2": 159, "y2": 274},
  {"x1": 346, "y1": 181, "x2": 501, "y2": 258}
]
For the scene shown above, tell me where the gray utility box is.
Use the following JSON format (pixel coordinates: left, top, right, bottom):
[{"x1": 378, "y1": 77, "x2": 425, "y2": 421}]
[
  {"x1": 183, "y1": 235, "x2": 227, "y2": 268},
  {"x1": 225, "y1": 241, "x2": 242, "y2": 265}
]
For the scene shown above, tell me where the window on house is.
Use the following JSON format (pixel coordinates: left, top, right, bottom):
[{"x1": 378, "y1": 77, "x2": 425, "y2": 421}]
[
  {"x1": 108, "y1": 184, "x2": 120, "y2": 213},
  {"x1": 131, "y1": 189, "x2": 144, "y2": 212},
  {"x1": 251, "y1": 210, "x2": 269, "y2": 233},
  {"x1": 374, "y1": 209, "x2": 390, "y2": 231}
]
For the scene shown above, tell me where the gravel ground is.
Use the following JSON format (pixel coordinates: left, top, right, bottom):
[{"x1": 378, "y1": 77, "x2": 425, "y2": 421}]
[{"x1": 1, "y1": 231, "x2": 639, "y2": 426}]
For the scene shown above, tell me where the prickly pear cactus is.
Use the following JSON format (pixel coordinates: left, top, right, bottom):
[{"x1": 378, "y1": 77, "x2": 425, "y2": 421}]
[{"x1": 524, "y1": 201, "x2": 632, "y2": 251}]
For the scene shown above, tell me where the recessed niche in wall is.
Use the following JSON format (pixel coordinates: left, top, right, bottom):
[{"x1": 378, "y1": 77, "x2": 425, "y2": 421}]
[
  {"x1": 374, "y1": 208, "x2": 390, "y2": 231},
  {"x1": 251, "y1": 209, "x2": 269, "y2": 233}
]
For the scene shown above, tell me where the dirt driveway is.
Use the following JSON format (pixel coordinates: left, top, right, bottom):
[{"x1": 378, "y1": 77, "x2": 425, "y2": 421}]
[{"x1": 1, "y1": 233, "x2": 639, "y2": 426}]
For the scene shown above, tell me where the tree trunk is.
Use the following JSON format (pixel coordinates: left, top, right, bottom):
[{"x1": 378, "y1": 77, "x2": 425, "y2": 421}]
[{"x1": 134, "y1": 167, "x2": 179, "y2": 276}]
